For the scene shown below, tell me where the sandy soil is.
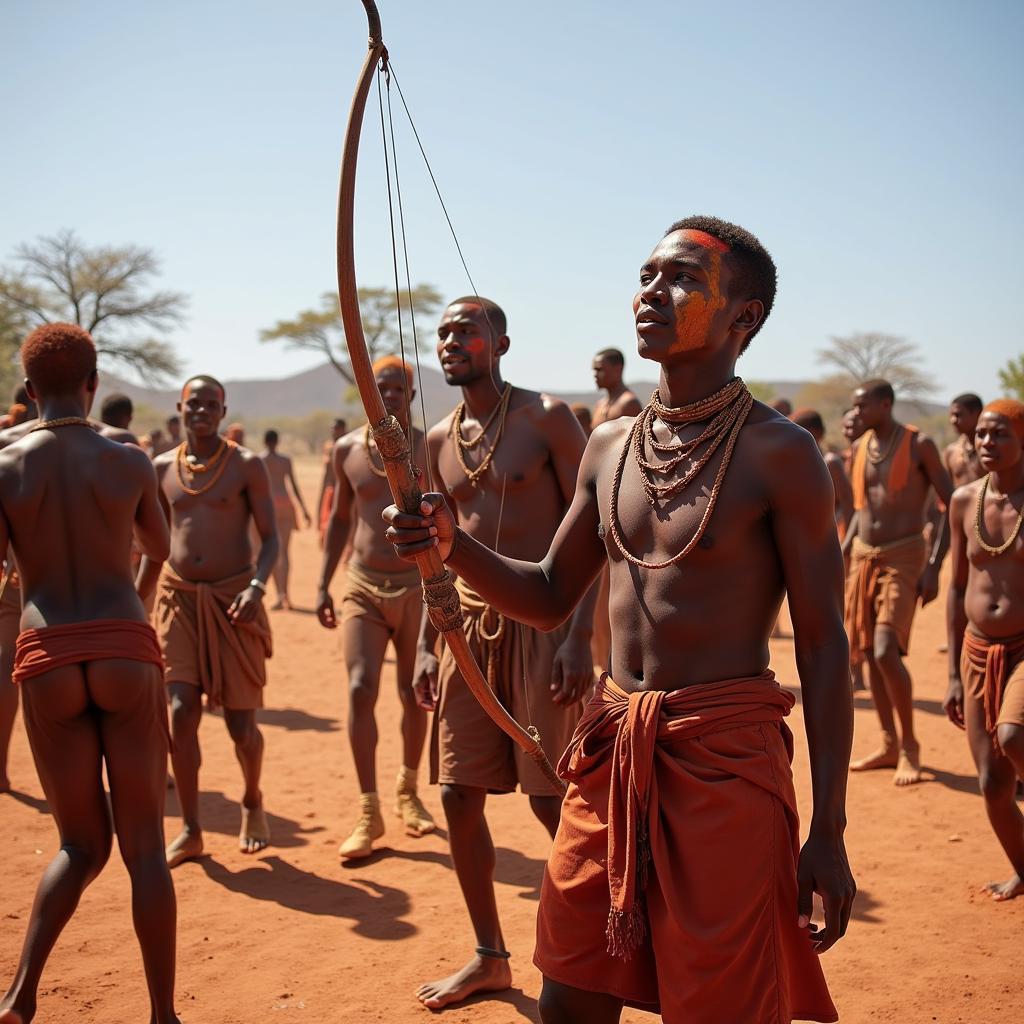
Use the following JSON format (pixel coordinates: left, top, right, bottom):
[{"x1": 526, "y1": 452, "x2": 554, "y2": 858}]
[{"x1": 1, "y1": 457, "x2": 1020, "y2": 1023}]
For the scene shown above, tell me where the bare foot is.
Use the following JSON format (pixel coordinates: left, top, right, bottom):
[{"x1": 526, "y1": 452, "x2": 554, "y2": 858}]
[
  {"x1": 893, "y1": 748, "x2": 922, "y2": 787},
  {"x1": 166, "y1": 828, "x2": 204, "y2": 868},
  {"x1": 270, "y1": 598, "x2": 284, "y2": 611},
  {"x1": 240, "y1": 802, "x2": 270, "y2": 854},
  {"x1": 983, "y1": 874, "x2": 1024, "y2": 902},
  {"x1": 850, "y1": 744, "x2": 899, "y2": 772},
  {"x1": 415, "y1": 954, "x2": 512, "y2": 1010}
]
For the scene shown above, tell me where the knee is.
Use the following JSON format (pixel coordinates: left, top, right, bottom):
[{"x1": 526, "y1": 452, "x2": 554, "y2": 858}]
[
  {"x1": 997, "y1": 724, "x2": 1024, "y2": 766},
  {"x1": 226, "y1": 714, "x2": 261, "y2": 749},
  {"x1": 440, "y1": 784, "x2": 483, "y2": 827},
  {"x1": 169, "y1": 690, "x2": 201, "y2": 732},
  {"x1": 978, "y1": 764, "x2": 1013, "y2": 801},
  {"x1": 538, "y1": 981, "x2": 574, "y2": 1024},
  {"x1": 68, "y1": 829, "x2": 113, "y2": 882},
  {"x1": 348, "y1": 675, "x2": 379, "y2": 715},
  {"x1": 872, "y1": 631, "x2": 902, "y2": 667}
]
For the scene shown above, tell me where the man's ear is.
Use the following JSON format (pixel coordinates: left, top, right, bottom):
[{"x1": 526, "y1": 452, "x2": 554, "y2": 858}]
[{"x1": 732, "y1": 299, "x2": 764, "y2": 339}]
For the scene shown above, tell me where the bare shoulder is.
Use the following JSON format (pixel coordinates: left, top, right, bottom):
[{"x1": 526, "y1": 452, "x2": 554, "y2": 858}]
[
  {"x1": 427, "y1": 413, "x2": 454, "y2": 449},
  {"x1": 951, "y1": 478, "x2": 983, "y2": 515},
  {"x1": 587, "y1": 415, "x2": 633, "y2": 462},
  {"x1": 743, "y1": 402, "x2": 830, "y2": 491},
  {"x1": 534, "y1": 389, "x2": 577, "y2": 425}
]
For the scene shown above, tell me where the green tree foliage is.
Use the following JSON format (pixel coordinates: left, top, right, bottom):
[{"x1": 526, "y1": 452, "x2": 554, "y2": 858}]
[
  {"x1": 817, "y1": 332, "x2": 935, "y2": 400},
  {"x1": 0, "y1": 230, "x2": 185, "y2": 383},
  {"x1": 260, "y1": 284, "x2": 442, "y2": 385},
  {"x1": 997, "y1": 356, "x2": 1024, "y2": 401}
]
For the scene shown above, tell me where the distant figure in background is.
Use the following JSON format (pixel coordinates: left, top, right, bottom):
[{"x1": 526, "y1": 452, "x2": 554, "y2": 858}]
[
  {"x1": 5, "y1": 404, "x2": 27, "y2": 429},
  {"x1": 99, "y1": 393, "x2": 139, "y2": 445},
  {"x1": 260, "y1": 430, "x2": 311, "y2": 611},
  {"x1": 317, "y1": 417, "x2": 348, "y2": 548},
  {"x1": 165, "y1": 414, "x2": 182, "y2": 449},
  {"x1": 591, "y1": 348, "x2": 642, "y2": 427},
  {"x1": 841, "y1": 407, "x2": 864, "y2": 474},
  {"x1": 771, "y1": 397, "x2": 793, "y2": 418},
  {"x1": 791, "y1": 409, "x2": 855, "y2": 539},
  {"x1": 569, "y1": 402, "x2": 592, "y2": 436},
  {"x1": 944, "y1": 393, "x2": 985, "y2": 487},
  {"x1": 225, "y1": 422, "x2": 245, "y2": 446},
  {"x1": 145, "y1": 428, "x2": 165, "y2": 459}
]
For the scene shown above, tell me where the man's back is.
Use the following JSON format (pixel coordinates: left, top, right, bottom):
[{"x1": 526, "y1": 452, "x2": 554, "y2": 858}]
[{"x1": 0, "y1": 426, "x2": 154, "y2": 627}]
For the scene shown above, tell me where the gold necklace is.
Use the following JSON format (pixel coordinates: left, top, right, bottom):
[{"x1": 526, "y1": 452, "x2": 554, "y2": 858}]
[
  {"x1": 973, "y1": 474, "x2": 1024, "y2": 556},
  {"x1": 175, "y1": 440, "x2": 237, "y2": 496},
  {"x1": 363, "y1": 424, "x2": 388, "y2": 478},
  {"x1": 30, "y1": 416, "x2": 93, "y2": 432},
  {"x1": 179, "y1": 436, "x2": 228, "y2": 474},
  {"x1": 608, "y1": 380, "x2": 753, "y2": 570},
  {"x1": 866, "y1": 426, "x2": 902, "y2": 465},
  {"x1": 450, "y1": 384, "x2": 513, "y2": 486}
]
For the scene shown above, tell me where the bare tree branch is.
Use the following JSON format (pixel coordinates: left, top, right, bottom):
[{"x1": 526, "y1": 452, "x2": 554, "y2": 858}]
[{"x1": 817, "y1": 332, "x2": 935, "y2": 399}]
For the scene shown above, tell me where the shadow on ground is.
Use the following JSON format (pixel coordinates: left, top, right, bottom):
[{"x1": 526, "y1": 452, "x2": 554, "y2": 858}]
[
  {"x1": 257, "y1": 707, "x2": 341, "y2": 732},
  {"x1": 165, "y1": 789, "x2": 326, "y2": 848}
]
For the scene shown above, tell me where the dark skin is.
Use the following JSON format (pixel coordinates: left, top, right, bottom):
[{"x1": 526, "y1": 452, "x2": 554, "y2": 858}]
[
  {"x1": 591, "y1": 356, "x2": 642, "y2": 427},
  {"x1": 405, "y1": 301, "x2": 597, "y2": 1010},
  {"x1": 316, "y1": 369, "x2": 428, "y2": 797},
  {"x1": 138, "y1": 380, "x2": 279, "y2": 867},
  {"x1": 387, "y1": 230, "x2": 855, "y2": 1022},
  {"x1": 260, "y1": 437, "x2": 311, "y2": 609},
  {"x1": 314, "y1": 420, "x2": 348, "y2": 539},
  {"x1": 943, "y1": 401, "x2": 984, "y2": 488},
  {"x1": 944, "y1": 411, "x2": 1024, "y2": 901},
  {"x1": 804, "y1": 424, "x2": 854, "y2": 538},
  {"x1": 0, "y1": 369, "x2": 178, "y2": 1024},
  {"x1": 846, "y1": 387, "x2": 953, "y2": 783}
]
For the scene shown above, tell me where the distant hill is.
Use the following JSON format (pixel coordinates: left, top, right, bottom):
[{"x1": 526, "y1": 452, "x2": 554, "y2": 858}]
[{"x1": 97, "y1": 363, "x2": 946, "y2": 430}]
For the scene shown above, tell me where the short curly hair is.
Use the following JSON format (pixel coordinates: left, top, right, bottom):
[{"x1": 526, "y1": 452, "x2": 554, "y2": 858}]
[
  {"x1": 663, "y1": 215, "x2": 777, "y2": 351},
  {"x1": 21, "y1": 323, "x2": 97, "y2": 396}
]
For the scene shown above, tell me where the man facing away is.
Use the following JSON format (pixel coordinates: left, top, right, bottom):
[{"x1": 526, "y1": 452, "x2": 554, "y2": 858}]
[
  {"x1": 98, "y1": 392, "x2": 139, "y2": 445},
  {"x1": 791, "y1": 409, "x2": 854, "y2": 539},
  {"x1": 259, "y1": 429, "x2": 311, "y2": 610},
  {"x1": 406, "y1": 296, "x2": 596, "y2": 1010},
  {"x1": 591, "y1": 348, "x2": 643, "y2": 428},
  {"x1": 0, "y1": 324, "x2": 178, "y2": 1024},
  {"x1": 138, "y1": 376, "x2": 279, "y2": 867},
  {"x1": 317, "y1": 358, "x2": 434, "y2": 858},
  {"x1": 845, "y1": 380, "x2": 953, "y2": 785},
  {"x1": 944, "y1": 399, "x2": 1024, "y2": 901},
  {"x1": 944, "y1": 392, "x2": 985, "y2": 487},
  {"x1": 386, "y1": 217, "x2": 854, "y2": 1024}
]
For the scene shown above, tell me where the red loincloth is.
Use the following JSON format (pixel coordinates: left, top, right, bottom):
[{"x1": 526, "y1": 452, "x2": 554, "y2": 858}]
[
  {"x1": 13, "y1": 619, "x2": 164, "y2": 684},
  {"x1": 534, "y1": 672, "x2": 837, "y2": 1023}
]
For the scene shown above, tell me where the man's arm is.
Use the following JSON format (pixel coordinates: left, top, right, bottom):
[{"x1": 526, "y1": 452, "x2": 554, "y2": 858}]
[
  {"x1": 825, "y1": 452, "x2": 854, "y2": 538},
  {"x1": 764, "y1": 426, "x2": 855, "y2": 954},
  {"x1": 286, "y1": 456, "x2": 312, "y2": 526},
  {"x1": 130, "y1": 448, "x2": 170, "y2": 564},
  {"x1": 229, "y1": 453, "x2": 279, "y2": 624},
  {"x1": 316, "y1": 442, "x2": 355, "y2": 628},
  {"x1": 136, "y1": 456, "x2": 173, "y2": 601},
  {"x1": 943, "y1": 487, "x2": 971, "y2": 728},
  {"x1": 917, "y1": 435, "x2": 955, "y2": 604}
]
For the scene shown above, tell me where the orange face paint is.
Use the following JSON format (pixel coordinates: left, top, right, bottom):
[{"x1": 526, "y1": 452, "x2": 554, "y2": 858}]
[
  {"x1": 465, "y1": 336, "x2": 486, "y2": 355},
  {"x1": 680, "y1": 229, "x2": 730, "y2": 254},
  {"x1": 672, "y1": 250, "x2": 727, "y2": 352}
]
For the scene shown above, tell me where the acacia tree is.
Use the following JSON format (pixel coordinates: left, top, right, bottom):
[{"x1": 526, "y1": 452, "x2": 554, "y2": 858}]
[
  {"x1": 260, "y1": 284, "x2": 442, "y2": 385},
  {"x1": 817, "y1": 332, "x2": 935, "y2": 399},
  {"x1": 0, "y1": 230, "x2": 185, "y2": 383},
  {"x1": 997, "y1": 356, "x2": 1024, "y2": 401}
]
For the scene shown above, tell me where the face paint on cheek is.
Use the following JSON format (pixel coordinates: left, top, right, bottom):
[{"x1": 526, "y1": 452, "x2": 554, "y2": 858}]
[
  {"x1": 673, "y1": 252, "x2": 727, "y2": 352},
  {"x1": 465, "y1": 336, "x2": 486, "y2": 355}
]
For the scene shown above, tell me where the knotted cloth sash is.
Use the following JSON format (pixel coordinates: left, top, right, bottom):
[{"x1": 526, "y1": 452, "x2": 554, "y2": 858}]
[
  {"x1": 13, "y1": 619, "x2": 164, "y2": 684},
  {"x1": 558, "y1": 671, "x2": 795, "y2": 959},
  {"x1": 852, "y1": 424, "x2": 918, "y2": 510},
  {"x1": 454, "y1": 575, "x2": 510, "y2": 694},
  {"x1": 963, "y1": 629, "x2": 1024, "y2": 741},
  {"x1": 158, "y1": 564, "x2": 272, "y2": 709}
]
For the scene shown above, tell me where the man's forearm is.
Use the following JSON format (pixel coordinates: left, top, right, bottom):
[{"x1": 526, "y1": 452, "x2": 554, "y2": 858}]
[
  {"x1": 947, "y1": 585, "x2": 968, "y2": 679},
  {"x1": 318, "y1": 515, "x2": 351, "y2": 591},
  {"x1": 254, "y1": 531, "x2": 280, "y2": 585},
  {"x1": 797, "y1": 637, "x2": 853, "y2": 835},
  {"x1": 929, "y1": 514, "x2": 950, "y2": 568}
]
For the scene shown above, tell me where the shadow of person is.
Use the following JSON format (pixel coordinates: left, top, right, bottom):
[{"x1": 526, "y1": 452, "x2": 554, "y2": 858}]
[
  {"x1": 3, "y1": 788, "x2": 50, "y2": 814},
  {"x1": 925, "y1": 767, "x2": 983, "y2": 795},
  {"x1": 494, "y1": 846, "x2": 548, "y2": 902},
  {"x1": 457, "y1": 985, "x2": 540, "y2": 1022},
  {"x1": 256, "y1": 707, "x2": 341, "y2": 733},
  {"x1": 164, "y1": 789, "x2": 325, "y2": 848},
  {"x1": 849, "y1": 885, "x2": 882, "y2": 924},
  {"x1": 198, "y1": 855, "x2": 417, "y2": 940}
]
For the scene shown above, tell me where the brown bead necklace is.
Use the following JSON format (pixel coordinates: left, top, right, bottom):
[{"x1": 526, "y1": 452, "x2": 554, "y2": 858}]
[
  {"x1": 175, "y1": 439, "x2": 237, "y2": 496},
  {"x1": 608, "y1": 378, "x2": 753, "y2": 570},
  {"x1": 30, "y1": 416, "x2": 93, "y2": 432},
  {"x1": 363, "y1": 423, "x2": 388, "y2": 478},
  {"x1": 973, "y1": 474, "x2": 1024, "y2": 556},
  {"x1": 865, "y1": 425, "x2": 903, "y2": 465},
  {"x1": 450, "y1": 383, "x2": 513, "y2": 487}
]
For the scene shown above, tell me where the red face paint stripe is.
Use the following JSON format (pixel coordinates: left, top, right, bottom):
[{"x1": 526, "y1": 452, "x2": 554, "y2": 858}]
[{"x1": 682, "y1": 229, "x2": 730, "y2": 253}]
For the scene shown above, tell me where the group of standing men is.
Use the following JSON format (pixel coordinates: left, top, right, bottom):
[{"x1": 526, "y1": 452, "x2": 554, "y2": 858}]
[{"x1": 0, "y1": 211, "x2": 1022, "y2": 1024}]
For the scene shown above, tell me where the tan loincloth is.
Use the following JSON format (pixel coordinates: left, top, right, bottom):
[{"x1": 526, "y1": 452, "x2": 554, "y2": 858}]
[
  {"x1": 431, "y1": 577, "x2": 582, "y2": 797},
  {"x1": 339, "y1": 561, "x2": 422, "y2": 634},
  {"x1": 534, "y1": 673, "x2": 838, "y2": 1024},
  {"x1": 154, "y1": 564, "x2": 272, "y2": 710},
  {"x1": 844, "y1": 533, "x2": 926, "y2": 658},
  {"x1": 962, "y1": 629, "x2": 1024, "y2": 737}
]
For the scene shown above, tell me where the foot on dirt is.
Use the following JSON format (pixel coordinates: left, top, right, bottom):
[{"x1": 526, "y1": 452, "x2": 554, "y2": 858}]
[
  {"x1": 270, "y1": 598, "x2": 284, "y2": 611},
  {"x1": 415, "y1": 953, "x2": 512, "y2": 1010},
  {"x1": 166, "y1": 828, "x2": 204, "y2": 868},
  {"x1": 339, "y1": 792, "x2": 385, "y2": 859},
  {"x1": 893, "y1": 747, "x2": 922, "y2": 786},
  {"x1": 240, "y1": 801, "x2": 270, "y2": 854},
  {"x1": 983, "y1": 874, "x2": 1024, "y2": 901},
  {"x1": 395, "y1": 767, "x2": 435, "y2": 837},
  {"x1": 850, "y1": 738, "x2": 899, "y2": 772}
]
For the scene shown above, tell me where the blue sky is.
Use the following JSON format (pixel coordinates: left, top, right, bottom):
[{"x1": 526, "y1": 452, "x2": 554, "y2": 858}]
[{"x1": 4, "y1": 0, "x2": 1021, "y2": 403}]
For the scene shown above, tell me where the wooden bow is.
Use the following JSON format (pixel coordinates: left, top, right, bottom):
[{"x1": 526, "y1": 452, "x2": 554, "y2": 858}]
[{"x1": 335, "y1": 0, "x2": 565, "y2": 794}]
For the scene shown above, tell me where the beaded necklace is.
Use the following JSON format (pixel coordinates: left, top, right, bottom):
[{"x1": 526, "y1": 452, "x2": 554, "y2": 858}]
[
  {"x1": 973, "y1": 474, "x2": 1024, "y2": 556},
  {"x1": 608, "y1": 378, "x2": 753, "y2": 570},
  {"x1": 175, "y1": 439, "x2": 237, "y2": 496},
  {"x1": 865, "y1": 425, "x2": 903, "y2": 465},
  {"x1": 30, "y1": 416, "x2": 92, "y2": 432},
  {"x1": 450, "y1": 384, "x2": 513, "y2": 486}
]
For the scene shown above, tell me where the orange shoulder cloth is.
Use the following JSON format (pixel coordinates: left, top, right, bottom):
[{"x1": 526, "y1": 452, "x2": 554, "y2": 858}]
[{"x1": 852, "y1": 424, "x2": 919, "y2": 511}]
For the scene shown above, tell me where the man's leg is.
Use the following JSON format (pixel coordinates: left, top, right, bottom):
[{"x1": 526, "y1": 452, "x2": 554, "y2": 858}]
[
  {"x1": 0, "y1": 592, "x2": 19, "y2": 793},
  {"x1": 0, "y1": 667, "x2": 113, "y2": 1023},
  {"x1": 850, "y1": 649, "x2": 900, "y2": 772},
  {"x1": 223, "y1": 708, "x2": 268, "y2": 855},
  {"x1": 539, "y1": 978, "x2": 623, "y2": 1024},
  {"x1": 166, "y1": 681, "x2": 204, "y2": 866},
  {"x1": 94, "y1": 661, "x2": 179, "y2": 1024},
  {"x1": 872, "y1": 625, "x2": 920, "y2": 785},
  {"x1": 415, "y1": 783, "x2": 511, "y2": 1009},
  {"x1": 393, "y1": 600, "x2": 433, "y2": 836},
  {"x1": 979, "y1": 722, "x2": 1024, "y2": 901},
  {"x1": 271, "y1": 519, "x2": 293, "y2": 609},
  {"x1": 338, "y1": 610, "x2": 389, "y2": 858},
  {"x1": 529, "y1": 795, "x2": 562, "y2": 840}
]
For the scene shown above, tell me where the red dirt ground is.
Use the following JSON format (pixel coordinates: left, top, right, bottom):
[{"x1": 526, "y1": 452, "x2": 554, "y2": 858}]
[{"x1": 1, "y1": 458, "x2": 1019, "y2": 1022}]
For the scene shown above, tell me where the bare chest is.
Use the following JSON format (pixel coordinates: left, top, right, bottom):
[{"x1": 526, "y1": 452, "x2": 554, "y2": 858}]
[{"x1": 163, "y1": 461, "x2": 249, "y2": 519}]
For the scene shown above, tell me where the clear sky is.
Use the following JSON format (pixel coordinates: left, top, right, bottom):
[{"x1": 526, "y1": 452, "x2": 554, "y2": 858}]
[{"x1": 4, "y1": 0, "x2": 1022, "y2": 402}]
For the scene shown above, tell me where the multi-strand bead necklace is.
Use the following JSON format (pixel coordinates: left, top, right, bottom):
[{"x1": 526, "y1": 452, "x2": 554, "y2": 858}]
[{"x1": 449, "y1": 383, "x2": 513, "y2": 486}]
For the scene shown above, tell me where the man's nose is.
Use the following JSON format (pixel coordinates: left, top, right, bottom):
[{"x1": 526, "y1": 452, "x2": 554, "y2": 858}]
[{"x1": 640, "y1": 275, "x2": 666, "y2": 304}]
